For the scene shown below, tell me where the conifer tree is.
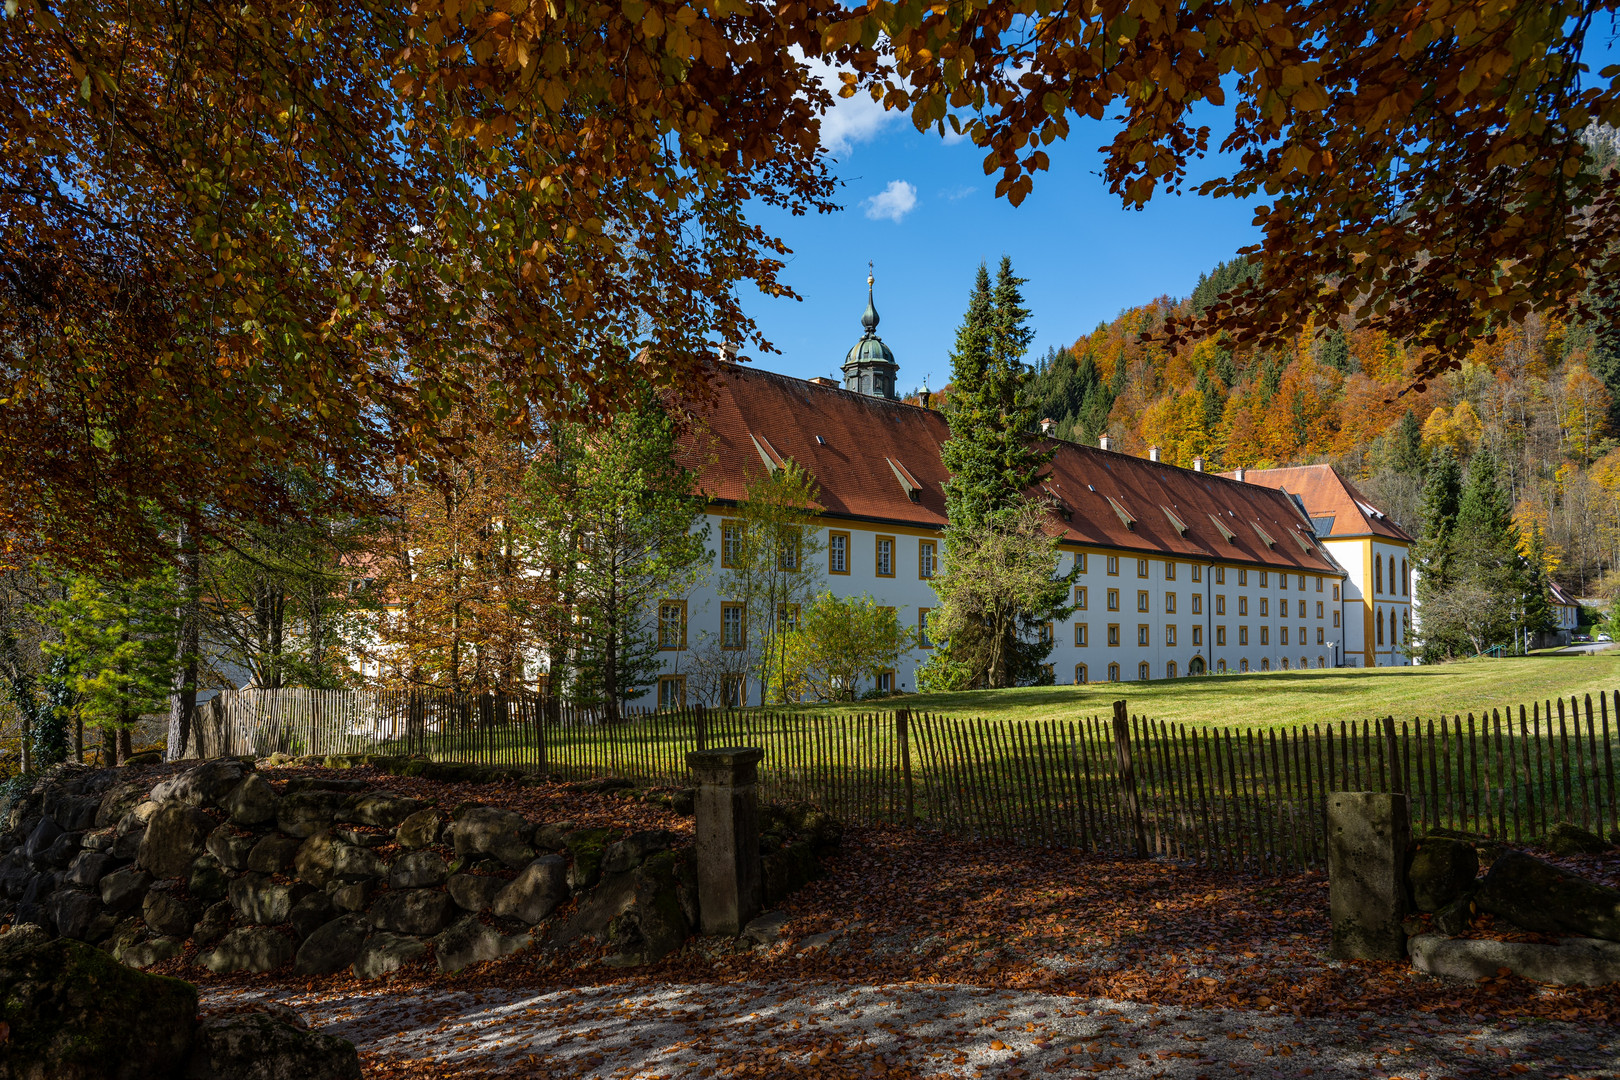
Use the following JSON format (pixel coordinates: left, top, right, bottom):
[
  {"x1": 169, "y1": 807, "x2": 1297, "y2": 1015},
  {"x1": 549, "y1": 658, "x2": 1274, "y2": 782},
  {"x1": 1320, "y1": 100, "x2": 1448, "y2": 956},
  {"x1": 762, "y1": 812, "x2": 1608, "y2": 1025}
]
[
  {"x1": 1317, "y1": 329, "x2": 1353, "y2": 373},
  {"x1": 1454, "y1": 448, "x2": 1525, "y2": 646},
  {"x1": 1414, "y1": 449, "x2": 1463, "y2": 661},
  {"x1": 1392, "y1": 409, "x2": 1425, "y2": 475}
]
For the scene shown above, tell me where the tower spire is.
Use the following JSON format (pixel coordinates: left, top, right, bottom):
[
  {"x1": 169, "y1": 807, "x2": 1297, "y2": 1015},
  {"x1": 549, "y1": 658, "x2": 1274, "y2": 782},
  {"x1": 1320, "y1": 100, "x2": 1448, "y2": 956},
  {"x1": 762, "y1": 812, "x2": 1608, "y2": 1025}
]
[
  {"x1": 862, "y1": 260, "x2": 879, "y2": 334},
  {"x1": 843, "y1": 261, "x2": 898, "y2": 399}
]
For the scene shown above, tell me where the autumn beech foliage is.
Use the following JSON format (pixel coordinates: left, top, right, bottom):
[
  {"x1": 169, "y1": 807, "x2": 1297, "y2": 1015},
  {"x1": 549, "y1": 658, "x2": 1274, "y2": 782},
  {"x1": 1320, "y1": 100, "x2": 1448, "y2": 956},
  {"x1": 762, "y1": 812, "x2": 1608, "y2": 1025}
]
[
  {"x1": 831, "y1": 0, "x2": 1620, "y2": 383},
  {"x1": 1, "y1": 0, "x2": 855, "y2": 564}
]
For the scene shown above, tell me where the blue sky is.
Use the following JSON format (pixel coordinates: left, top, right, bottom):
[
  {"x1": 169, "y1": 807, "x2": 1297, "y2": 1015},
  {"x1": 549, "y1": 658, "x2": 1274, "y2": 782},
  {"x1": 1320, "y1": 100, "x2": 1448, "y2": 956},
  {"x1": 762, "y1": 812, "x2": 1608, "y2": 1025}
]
[{"x1": 736, "y1": 77, "x2": 1258, "y2": 392}]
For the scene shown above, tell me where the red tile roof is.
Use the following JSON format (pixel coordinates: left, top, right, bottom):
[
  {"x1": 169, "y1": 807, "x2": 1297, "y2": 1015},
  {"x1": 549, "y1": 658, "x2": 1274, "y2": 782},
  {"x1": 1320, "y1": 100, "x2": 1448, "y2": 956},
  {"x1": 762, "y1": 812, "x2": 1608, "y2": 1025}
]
[
  {"x1": 687, "y1": 365, "x2": 1343, "y2": 575},
  {"x1": 1217, "y1": 464, "x2": 1415, "y2": 543},
  {"x1": 1548, "y1": 581, "x2": 1579, "y2": 609}
]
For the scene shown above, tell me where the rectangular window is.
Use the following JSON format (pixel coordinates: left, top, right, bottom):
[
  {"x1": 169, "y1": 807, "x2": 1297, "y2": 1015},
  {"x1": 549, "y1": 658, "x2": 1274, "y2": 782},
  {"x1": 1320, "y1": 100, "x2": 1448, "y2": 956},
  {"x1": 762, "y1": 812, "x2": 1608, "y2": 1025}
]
[
  {"x1": 1216, "y1": 625, "x2": 1226, "y2": 647},
  {"x1": 1165, "y1": 592, "x2": 1177, "y2": 614},
  {"x1": 1279, "y1": 572, "x2": 1287, "y2": 590},
  {"x1": 1075, "y1": 586, "x2": 1088, "y2": 610},
  {"x1": 1137, "y1": 624, "x2": 1150, "y2": 646},
  {"x1": 1038, "y1": 621, "x2": 1054, "y2": 645},
  {"x1": 1075, "y1": 623, "x2": 1088, "y2": 647},
  {"x1": 918, "y1": 608, "x2": 933, "y2": 649},
  {"x1": 721, "y1": 675, "x2": 745, "y2": 708},
  {"x1": 658, "y1": 600, "x2": 687, "y2": 650},
  {"x1": 919, "y1": 540, "x2": 938, "y2": 579},
  {"x1": 657, "y1": 675, "x2": 686, "y2": 709},
  {"x1": 1317, "y1": 627, "x2": 1325, "y2": 645},
  {"x1": 1191, "y1": 594, "x2": 1202, "y2": 615},
  {"x1": 1076, "y1": 552, "x2": 1088, "y2": 574},
  {"x1": 1107, "y1": 555, "x2": 1119, "y2": 575},
  {"x1": 1299, "y1": 625, "x2": 1307, "y2": 645},
  {"x1": 1282, "y1": 627, "x2": 1290, "y2": 645},
  {"x1": 1316, "y1": 601, "x2": 1324, "y2": 619},
  {"x1": 875, "y1": 535, "x2": 895, "y2": 577},
  {"x1": 721, "y1": 522, "x2": 744, "y2": 569},
  {"x1": 1260, "y1": 627, "x2": 1270, "y2": 645},
  {"x1": 1259, "y1": 598, "x2": 1269, "y2": 617},
  {"x1": 1259, "y1": 570, "x2": 1269, "y2": 587},
  {"x1": 1165, "y1": 625, "x2": 1177, "y2": 647},
  {"x1": 1191, "y1": 626, "x2": 1202, "y2": 646},
  {"x1": 1316, "y1": 576, "x2": 1324, "y2": 592},
  {"x1": 721, "y1": 603, "x2": 746, "y2": 649},
  {"x1": 1333, "y1": 583, "x2": 1341, "y2": 600},
  {"x1": 777, "y1": 536, "x2": 799, "y2": 571},
  {"x1": 1297, "y1": 574, "x2": 1306, "y2": 590},
  {"x1": 1238, "y1": 568, "x2": 1248, "y2": 586},
  {"x1": 828, "y1": 531, "x2": 849, "y2": 574},
  {"x1": 1165, "y1": 561, "x2": 1177, "y2": 580},
  {"x1": 1239, "y1": 626, "x2": 1249, "y2": 646},
  {"x1": 1239, "y1": 597, "x2": 1249, "y2": 616},
  {"x1": 1216, "y1": 594, "x2": 1226, "y2": 616},
  {"x1": 1333, "y1": 610, "x2": 1341, "y2": 628},
  {"x1": 1137, "y1": 590, "x2": 1150, "y2": 612},
  {"x1": 1137, "y1": 558, "x2": 1149, "y2": 578},
  {"x1": 1107, "y1": 589, "x2": 1120, "y2": 611},
  {"x1": 1107, "y1": 624, "x2": 1120, "y2": 647},
  {"x1": 1215, "y1": 566, "x2": 1226, "y2": 585},
  {"x1": 877, "y1": 670, "x2": 894, "y2": 694},
  {"x1": 1192, "y1": 564, "x2": 1203, "y2": 583},
  {"x1": 778, "y1": 603, "x2": 801, "y2": 632}
]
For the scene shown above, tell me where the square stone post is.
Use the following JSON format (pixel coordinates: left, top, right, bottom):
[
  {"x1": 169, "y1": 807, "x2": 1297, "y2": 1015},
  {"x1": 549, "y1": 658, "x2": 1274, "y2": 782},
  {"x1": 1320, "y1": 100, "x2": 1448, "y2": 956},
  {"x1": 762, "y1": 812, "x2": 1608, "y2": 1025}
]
[
  {"x1": 687, "y1": 747, "x2": 764, "y2": 936},
  {"x1": 1327, "y1": 791, "x2": 1410, "y2": 961}
]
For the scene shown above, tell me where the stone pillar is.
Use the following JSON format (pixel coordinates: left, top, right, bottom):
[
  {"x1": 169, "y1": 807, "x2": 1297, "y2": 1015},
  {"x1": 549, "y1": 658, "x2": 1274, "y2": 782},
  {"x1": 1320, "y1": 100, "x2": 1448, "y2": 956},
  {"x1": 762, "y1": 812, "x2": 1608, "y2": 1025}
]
[
  {"x1": 1327, "y1": 791, "x2": 1410, "y2": 961},
  {"x1": 687, "y1": 747, "x2": 764, "y2": 936}
]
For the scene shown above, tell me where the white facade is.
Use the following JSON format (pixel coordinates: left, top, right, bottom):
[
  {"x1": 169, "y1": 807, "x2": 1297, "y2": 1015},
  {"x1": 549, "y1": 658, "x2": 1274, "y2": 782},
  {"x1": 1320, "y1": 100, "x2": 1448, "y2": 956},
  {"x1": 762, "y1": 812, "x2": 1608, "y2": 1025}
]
[
  {"x1": 1321, "y1": 537, "x2": 1414, "y2": 667},
  {"x1": 637, "y1": 511, "x2": 1353, "y2": 708}
]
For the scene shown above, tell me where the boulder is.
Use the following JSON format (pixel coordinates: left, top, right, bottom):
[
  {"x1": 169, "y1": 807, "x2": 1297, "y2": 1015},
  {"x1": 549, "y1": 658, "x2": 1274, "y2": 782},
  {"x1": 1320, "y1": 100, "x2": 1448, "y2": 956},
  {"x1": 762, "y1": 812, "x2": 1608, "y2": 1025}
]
[
  {"x1": 65, "y1": 850, "x2": 118, "y2": 889},
  {"x1": 294, "y1": 914, "x2": 371, "y2": 975},
  {"x1": 338, "y1": 792, "x2": 427, "y2": 830},
  {"x1": 194, "y1": 900, "x2": 234, "y2": 948},
  {"x1": 1433, "y1": 892, "x2": 1476, "y2": 936},
  {"x1": 247, "y1": 833, "x2": 303, "y2": 875},
  {"x1": 43, "y1": 792, "x2": 101, "y2": 831},
  {"x1": 1410, "y1": 932, "x2": 1620, "y2": 986},
  {"x1": 741, "y1": 910, "x2": 791, "y2": 947},
  {"x1": 446, "y1": 874, "x2": 505, "y2": 914},
  {"x1": 564, "y1": 828, "x2": 619, "y2": 892},
  {"x1": 552, "y1": 870, "x2": 637, "y2": 945},
  {"x1": 326, "y1": 879, "x2": 374, "y2": 913},
  {"x1": 289, "y1": 892, "x2": 337, "y2": 939},
  {"x1": 605, "y1": 850, "x2": 690, "y2": 966},
  {"x1": 394, "y1": 809, "x2": 444, "y2": 850},
  {"x1": 434, "y1": 916, "x2": 502, "y2": 974},
  {"x1": 220, "y1": 773, "x2": 279, "y2": 827},
  {"x1": 116, "y1": 800, "x2": 159, "y2": 835},
  {"x1": 143, "y1": 888, "x2": 201, "y2": 939},
  {"x1": 119, "y1": 936, "x2": 184, "y2": 970},
  {"x1": 492, "y1": 855, "x2": 568, "y2": 924},
  {"x1": 185, "y1": 1006, "x2": 363, "y2": 1080},
  {"x1": 112, "y1": 827, "x2": 145, "y2": 861},
  {"x1": 24, "y1": 815, "x2": 63, "y2": 863},
  {"x1": 152, "y1": 760, "x2": 246, "y2": 808},
  {"x1": 1476, "y1": 850, "x2": 1620, "y2": 941},
  {"x1": 331, "y1": 843, "x2": 387, "y2": 883},
  {"x1": 291, "y1": 832, "x2": 337, "y2": 887},
  {"x1": 1408, "y1": 836, "x2": 1479, "y2": 912},
  {"x1": 198, "y1": 926, "x2": 295, "y2": 974},
  {"x1": 189, "y1": 853, "x2": 232, "y2": 903},
  {"x1": 138, "y1": 805, "x2": 216, "y2": 879},
  {"x1": 389, "y1": 852, "x2": 449, "y2": 890},
  {"x1": 79, "y1": 827, "x2": 117, "y2": 853},
  {"x1": 452, "y1": 807, "x2": 534, "y2": 868},
  {"x1": 207, "y1": 828, "x2": 255, "y2": 870},
  {"x1": 532, "y1": 822, "x2": 573, "y2": 851},
  {"x1": 46, "y1": 888, "x2": 105, "y2": 941},
  {"x1": 601, "y1": 830, "x2": 675, "y2": 875},
  {"x1": 371, "y1": 888, "x2": 453, "y2": 936},
  {"x1": 276, "y1": 791, "x2": 347, "y2": 839},
  {"x1": 229, "y1": 874, "x2": 304, "y2": 925},
  {"x1": 334, "y1": 828, "x2": 388, "y2": 849},
  {"x1": 95, "y1": 779, "x2": 153, "y2": 828},
  {"x1": 1545, "y1": 821, "x2": 1612, "y2": 856},
  {"x1": 285, "y1": 777, "x2": 367, "y2": 795},
  {"x1": 0, "y1": 925, "x2": 197, "y2": 1078},
  {"x1": 100, "y1": 866, "x2": 154, "y2": 912},
  {"x1": 352, "y1": 932, "x2": 427, "y2": 980},
  {"x1": 41, "y1": 830, "x2": 84, "y2": 869}
]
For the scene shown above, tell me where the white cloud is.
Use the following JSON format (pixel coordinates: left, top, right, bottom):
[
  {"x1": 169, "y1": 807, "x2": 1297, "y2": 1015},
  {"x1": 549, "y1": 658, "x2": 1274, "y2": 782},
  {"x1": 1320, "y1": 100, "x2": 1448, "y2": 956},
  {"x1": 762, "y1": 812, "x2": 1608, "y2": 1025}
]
[
  {"x1": 863, "y1": 180, "x2": 918, "y2": 223},
  {"x1": 802, "y1": 54, "x2": 899, "y2": 156},
  {"x1": 942, "y1": 185, "x2": 977, "y2": 201}
]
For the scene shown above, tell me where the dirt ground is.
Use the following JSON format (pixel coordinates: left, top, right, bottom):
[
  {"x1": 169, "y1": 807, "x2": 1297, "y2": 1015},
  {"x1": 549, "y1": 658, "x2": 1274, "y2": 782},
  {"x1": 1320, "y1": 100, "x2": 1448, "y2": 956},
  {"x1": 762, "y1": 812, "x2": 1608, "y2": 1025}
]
[{"x1": 185, "y1": 768, "x2": 1620, "y2": 1079}]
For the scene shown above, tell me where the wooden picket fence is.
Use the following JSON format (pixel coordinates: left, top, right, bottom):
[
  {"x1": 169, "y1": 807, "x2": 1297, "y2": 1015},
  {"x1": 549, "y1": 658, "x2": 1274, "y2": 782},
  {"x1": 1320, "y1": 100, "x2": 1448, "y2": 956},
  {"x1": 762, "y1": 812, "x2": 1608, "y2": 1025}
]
[{"x1": 189, "y1": 688, "x2": 1620, "y2": 874}]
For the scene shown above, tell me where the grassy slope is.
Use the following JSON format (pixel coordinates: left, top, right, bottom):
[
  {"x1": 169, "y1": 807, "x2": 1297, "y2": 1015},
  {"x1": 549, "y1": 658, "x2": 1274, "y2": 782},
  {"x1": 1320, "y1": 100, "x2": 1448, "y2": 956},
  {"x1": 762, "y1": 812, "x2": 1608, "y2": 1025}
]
[{"x1": 800, "y1": 652, "x2": 1620, "y2": 730}]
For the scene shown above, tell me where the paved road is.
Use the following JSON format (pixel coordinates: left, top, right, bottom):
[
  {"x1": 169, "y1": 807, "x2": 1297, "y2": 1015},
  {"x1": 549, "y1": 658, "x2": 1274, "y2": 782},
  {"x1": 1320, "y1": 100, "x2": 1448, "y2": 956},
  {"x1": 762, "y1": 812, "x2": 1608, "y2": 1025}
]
[
  {"x1": 204, "y1": 981, "x2": 1620, "y2": 1079},
  {"x1": 1554, "y1": 642, "x2": 1616, "y2": 655}
]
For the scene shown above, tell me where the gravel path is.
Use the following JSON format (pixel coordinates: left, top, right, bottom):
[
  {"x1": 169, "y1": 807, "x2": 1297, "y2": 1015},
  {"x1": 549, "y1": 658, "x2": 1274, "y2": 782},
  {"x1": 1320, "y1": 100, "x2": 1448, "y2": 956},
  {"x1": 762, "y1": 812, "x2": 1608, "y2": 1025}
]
[{"x1": 204, "y1": 980, "x2": 1620, "y2": 1079}]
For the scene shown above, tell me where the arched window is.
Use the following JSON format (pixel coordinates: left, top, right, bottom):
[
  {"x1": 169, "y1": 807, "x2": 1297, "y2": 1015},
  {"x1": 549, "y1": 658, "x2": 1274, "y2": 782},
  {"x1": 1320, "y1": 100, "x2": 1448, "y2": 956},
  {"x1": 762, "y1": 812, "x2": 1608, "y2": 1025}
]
[
  {"x1": 1377, "y1": 609, "x2": 1385, "y2": 645},
  {"x1": 1261, "y1": 657, "x2": 1271, "y2": 671},
  {"x1": 1280, "y1": 656, "x2": 1289, "y2": 670},
  {"x1": 1107, "y1": 662, "x2": 1121, "y2": 682},
  {"x1": 1300, "y1": 657, "x2": 1308, "y2": 670},
  {"x1": 1317, "y1": 655, "x2": 1326, "y2": 668},
  {"x1": 1189, "y1": 656, "x2": 1206, "y2": 675},
  {"x1": 1391, "y1": 608, "x2": 1399, "y2": 645},
  {"x1": 1215, "y1": 658, "x2": 1227, "y2": 673},
  {"x1": 1075, "y1": 663, "x2": 1088, "y2": 685},
  {"x1": 1240, "y1": 658, "x2": 1250, "y2": 672},
  {"x1": 1138, "y1": 661, "x2": 1151, "y2": 681},
  {"x1": 1375, "y1": 554, "x2": 1383, "y2": 593},
  {"x1": 1166, "y1": 661, "x2": 1178, "y2": 679},
  {"x1": 1402, "y1": 559, "x2": 1409, "y2": 595}
]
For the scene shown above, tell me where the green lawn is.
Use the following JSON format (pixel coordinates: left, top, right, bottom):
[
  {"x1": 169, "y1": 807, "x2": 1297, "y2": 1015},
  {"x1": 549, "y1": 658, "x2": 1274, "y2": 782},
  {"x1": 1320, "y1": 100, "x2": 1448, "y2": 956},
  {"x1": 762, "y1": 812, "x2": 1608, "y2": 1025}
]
[{"x1": 801, "y1": 651, "x2": 1620, "y2": 730}]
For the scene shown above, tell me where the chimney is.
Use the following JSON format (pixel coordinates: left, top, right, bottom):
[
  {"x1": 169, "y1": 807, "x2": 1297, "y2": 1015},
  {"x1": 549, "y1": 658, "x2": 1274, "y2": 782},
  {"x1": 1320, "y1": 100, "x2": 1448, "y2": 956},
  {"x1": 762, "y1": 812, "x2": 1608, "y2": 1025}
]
[
  {"x1": 1098, "y1": 434, "x2": 1113, "y2": 452},
  {"x1": 1148, "y1": 446, "x2": 1160, "y2": 462},
  {"x1": 1235, "y1": 467, "x2": 1246, "y2": 483},
  {"x1": 1040, "y1": 417, "x2": 1055, "y2": 435},
  {"x1": 1192, "y1": 457, "x2": 1204, "y2": 472}
]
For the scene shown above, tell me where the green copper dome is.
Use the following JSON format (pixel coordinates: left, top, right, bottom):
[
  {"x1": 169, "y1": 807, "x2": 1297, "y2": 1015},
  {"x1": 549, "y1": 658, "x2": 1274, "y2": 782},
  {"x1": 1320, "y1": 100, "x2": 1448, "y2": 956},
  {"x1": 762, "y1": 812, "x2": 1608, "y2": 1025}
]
[{"x1": 842, "y1": 269, "x2": 899, "y2": 399}]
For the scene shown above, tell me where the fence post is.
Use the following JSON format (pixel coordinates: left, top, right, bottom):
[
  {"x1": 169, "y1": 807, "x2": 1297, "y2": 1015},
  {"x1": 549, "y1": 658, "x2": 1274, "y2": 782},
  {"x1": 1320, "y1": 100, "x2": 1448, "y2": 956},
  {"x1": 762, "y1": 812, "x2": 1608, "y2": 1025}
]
[
  {"x1": 694, "y1": 703, "x2": 708, "y2": 752},
  {"x1": 1382, "y1": 715, "x2": 1404, "y2": 794},
  {"x1": 1112, "y1": 700, "x2": 1148, "y2": 857},
  {"x1": 897, "y1": 708, "x2": 915, "y2": 826}
]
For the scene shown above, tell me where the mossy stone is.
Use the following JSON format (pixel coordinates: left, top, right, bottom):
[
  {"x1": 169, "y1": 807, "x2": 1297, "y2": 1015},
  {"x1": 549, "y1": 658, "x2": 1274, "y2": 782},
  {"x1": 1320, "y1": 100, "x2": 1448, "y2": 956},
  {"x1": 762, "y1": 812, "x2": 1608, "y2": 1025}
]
[{"x1": 564, "y1": 828, "x2": 620, "y2": 893}]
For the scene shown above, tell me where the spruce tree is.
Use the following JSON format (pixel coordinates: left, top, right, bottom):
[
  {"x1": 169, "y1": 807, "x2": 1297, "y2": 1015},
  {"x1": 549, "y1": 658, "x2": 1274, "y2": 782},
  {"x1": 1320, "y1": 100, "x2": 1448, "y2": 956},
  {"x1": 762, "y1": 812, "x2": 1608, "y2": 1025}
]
[
  {"x1": 1318, "y1": 329, "x2": 1353, "y2": 373},
  {"x1": 1452, "y1": 448, "x2": 1524, "y2": 649},
  {"x1": 1392, "y1": 409, "x2": 1425, "y2": 475},
  {"x1": 1414, "y1": 449, "x2": 1463, "y2": 661}
]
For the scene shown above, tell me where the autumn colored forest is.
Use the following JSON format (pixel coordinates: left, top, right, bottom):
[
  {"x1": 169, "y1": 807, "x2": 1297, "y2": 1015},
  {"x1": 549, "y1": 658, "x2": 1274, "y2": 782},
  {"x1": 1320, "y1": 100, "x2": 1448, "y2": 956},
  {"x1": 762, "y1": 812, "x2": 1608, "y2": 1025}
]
[{"x1": 1010, "y1": 255, "x2": 1620, "y2": 597}]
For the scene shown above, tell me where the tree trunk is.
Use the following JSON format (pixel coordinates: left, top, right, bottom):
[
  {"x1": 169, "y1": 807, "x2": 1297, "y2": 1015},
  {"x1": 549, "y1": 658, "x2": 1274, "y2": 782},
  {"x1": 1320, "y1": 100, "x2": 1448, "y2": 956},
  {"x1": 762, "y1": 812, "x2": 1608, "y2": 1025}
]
[{"x1": 166, "y1": 517, "x2": 201, "y2": 761}]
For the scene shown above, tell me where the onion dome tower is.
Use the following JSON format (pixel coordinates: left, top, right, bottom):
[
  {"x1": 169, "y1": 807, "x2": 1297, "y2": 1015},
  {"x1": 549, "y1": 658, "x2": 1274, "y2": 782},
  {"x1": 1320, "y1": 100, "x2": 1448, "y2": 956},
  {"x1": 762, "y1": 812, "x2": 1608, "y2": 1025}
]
[{"x1": 842, "y1": 264, "x2": 899, "y2": 399}]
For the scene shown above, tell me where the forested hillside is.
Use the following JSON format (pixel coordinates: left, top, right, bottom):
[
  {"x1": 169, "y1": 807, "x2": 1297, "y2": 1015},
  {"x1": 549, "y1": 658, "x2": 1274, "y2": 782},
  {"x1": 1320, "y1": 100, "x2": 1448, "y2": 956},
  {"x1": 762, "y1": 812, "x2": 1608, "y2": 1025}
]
[{"x1": 1014, "y1": 257, "x2": 1620, "y2": 596}]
